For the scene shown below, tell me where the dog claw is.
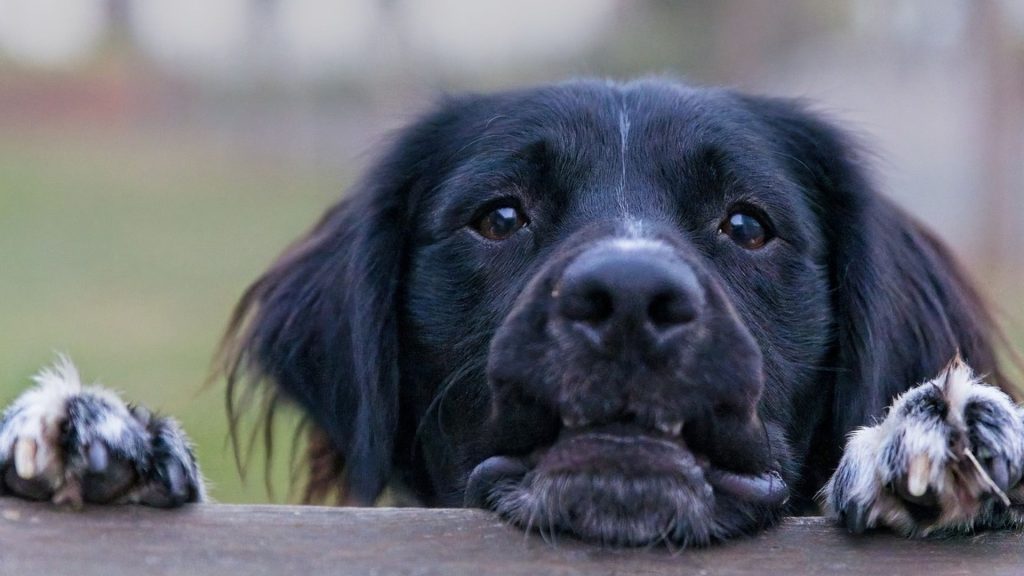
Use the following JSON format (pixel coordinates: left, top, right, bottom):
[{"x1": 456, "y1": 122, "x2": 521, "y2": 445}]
[
  {"x1": 843, "y1": 502, "x2": 869, "y2": 535},
  {"x1": 907, "y1": 454, "x2": 930, "y2": 498},
  {"x1": 988, "y1": 458, "x2": 1010, "y2": 494},
  {"x1": 655, "y1": 419, "x2": 683, "y2": 437},
  {"x1": 162, "y1": 462, "x2": 188, "y2": 505},
  {"x1": 14, "y1": 438, "x2": 38, "y2": 479},
  {"x1": 87, "y1": 442, "x2": 109, "y2": 473},
  {"x1": 561, "y1": 414, "x2": 587, "y2": 429}
]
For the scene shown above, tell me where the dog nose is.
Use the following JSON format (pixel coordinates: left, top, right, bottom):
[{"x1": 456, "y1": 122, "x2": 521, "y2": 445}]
[{"x1": 556, "y1": 244, "x2": 703, "y2": 345}]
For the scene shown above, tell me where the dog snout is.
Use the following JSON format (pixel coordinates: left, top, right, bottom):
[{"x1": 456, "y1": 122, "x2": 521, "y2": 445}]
[{"x1": 555, "y1": 243, "x2": 704, "y2": 349}]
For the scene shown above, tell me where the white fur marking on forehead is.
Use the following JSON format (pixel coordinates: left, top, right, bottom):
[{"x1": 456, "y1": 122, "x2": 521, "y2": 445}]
[
  {"x1": 617, "y1": 103, "x2": 631, "y2": 218},
  {"x1": 623, "y1": 217, "x2": 645, "y2": 238}
]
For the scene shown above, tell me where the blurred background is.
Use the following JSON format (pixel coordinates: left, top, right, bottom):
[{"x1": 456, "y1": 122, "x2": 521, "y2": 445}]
[{"x1": 1, "y1": 0, "x2": 1023, "y2": 503}]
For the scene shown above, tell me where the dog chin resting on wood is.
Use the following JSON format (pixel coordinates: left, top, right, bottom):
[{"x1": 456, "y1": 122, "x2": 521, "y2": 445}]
[{"x1": 2, "y1": 78, "x2": 1023, "y2": 547}]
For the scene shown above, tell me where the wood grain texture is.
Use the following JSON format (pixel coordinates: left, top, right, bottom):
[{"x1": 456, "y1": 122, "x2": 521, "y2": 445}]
[{"x1": 1, "y1": 499, "x2": 1021, "y2": 576}]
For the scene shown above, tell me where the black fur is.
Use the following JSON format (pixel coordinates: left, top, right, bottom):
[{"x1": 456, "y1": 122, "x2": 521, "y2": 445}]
[{"x1": 221, "y1": 78, "x2": 1014, "y2": 545}]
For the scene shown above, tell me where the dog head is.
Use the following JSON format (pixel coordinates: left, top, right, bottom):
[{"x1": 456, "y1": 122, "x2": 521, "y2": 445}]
[{"x1": 221, "y1": 79, "x2": 1005, "y2": 546}]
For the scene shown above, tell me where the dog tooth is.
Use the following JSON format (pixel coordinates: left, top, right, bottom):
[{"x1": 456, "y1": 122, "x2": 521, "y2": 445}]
[
  {"x1": 907, "y1": 454, "x2": 931, "y2": 497},
  {"x1": 656, "y1": 420, "x2": 684, "y2": 437}
]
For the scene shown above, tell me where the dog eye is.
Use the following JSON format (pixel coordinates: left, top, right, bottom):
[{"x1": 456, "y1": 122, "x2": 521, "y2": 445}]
[
  {"x1": 720, "y1": 210, "x2": 772, "y2": 250},
  {"x1": 473, "y1": 206, "x2": 527, "y2": 241}
]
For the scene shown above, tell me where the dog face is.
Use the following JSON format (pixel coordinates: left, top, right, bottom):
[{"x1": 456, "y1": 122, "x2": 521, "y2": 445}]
[{"x1": 223, "y1": 79, "x2": 1003, "y2": 546}]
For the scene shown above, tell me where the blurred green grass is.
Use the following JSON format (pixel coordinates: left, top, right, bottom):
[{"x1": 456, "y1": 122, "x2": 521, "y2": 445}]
[{"x1": 0, "y1": 129, "x2": 339, "y2": 503}]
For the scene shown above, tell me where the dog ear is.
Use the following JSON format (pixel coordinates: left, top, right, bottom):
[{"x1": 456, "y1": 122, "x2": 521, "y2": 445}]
[
  {"x1": 219, "y1": 101, "x2": 466, "y2": 504},
  {"x1": 746, "y1": 95, "x2": 1013, "y2": 455}
]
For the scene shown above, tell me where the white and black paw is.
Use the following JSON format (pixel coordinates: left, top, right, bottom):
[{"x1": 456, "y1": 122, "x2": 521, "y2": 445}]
[
  {"x1": 0, "y1": 356, "x2": 205, "y2": 508},
  {"x1": 822, "y1": 356, "x2": 1024, "y2": 535}
]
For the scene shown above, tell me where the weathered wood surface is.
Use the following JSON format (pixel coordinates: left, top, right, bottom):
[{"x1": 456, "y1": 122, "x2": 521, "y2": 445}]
[{"x1": 0, "y1": 500, "x2": 1021, "y2": 576}]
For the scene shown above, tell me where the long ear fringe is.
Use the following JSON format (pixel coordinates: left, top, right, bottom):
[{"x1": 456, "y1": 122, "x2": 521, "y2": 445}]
[
  {"x1": 742, "y1": 92, "x2": 1021, "y2": 438},
  {"x1": 214, "y1": 206, "x2": 344, "y2": 481},
  {"x1": 216, "y1": 367, "x2": 348, "y2": 505},
  {"x1": 302, "y1": 426, "x2": 349, "y2": 505},
  {"x1": 212, "y1": 212, "x2": 375, "y2": 505},
  {"x1": 209, "y1": 96, "x2": 464, "y2": 504},
  {"x1": 212, "y1": 234, "x2": 316, "y2": 504}
]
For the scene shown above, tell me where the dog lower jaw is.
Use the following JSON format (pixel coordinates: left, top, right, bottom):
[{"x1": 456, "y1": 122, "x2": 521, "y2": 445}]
[
  {"x1": 466, "y1": 432, "x2": 788, "y2": 547},
  {"x1": 491, "y1": 467, "x2": 717, "y2": 547}
]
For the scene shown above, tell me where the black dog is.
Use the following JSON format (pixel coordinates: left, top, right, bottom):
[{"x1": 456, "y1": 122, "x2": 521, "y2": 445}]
[{"x1": 2, "y1": 78, "x2": 1023, "y2": 546}]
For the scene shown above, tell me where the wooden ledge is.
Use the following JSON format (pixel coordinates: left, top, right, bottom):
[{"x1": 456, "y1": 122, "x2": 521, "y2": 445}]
[{"x1": 1, "y1": 499, "x2": 1021, "y2": 576}]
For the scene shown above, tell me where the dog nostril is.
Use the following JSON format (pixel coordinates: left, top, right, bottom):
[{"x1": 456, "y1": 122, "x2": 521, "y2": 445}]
[
  {"x1": 647, "y1": 291, "x2": 696, "y2": 329},
  {"x1": 560, "y1": 287, "x2": 614, "y2": 324}
]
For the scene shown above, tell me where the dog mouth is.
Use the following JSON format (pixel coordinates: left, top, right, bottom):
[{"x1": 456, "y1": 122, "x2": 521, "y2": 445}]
[
  {"x1": 469, "y1": 236, "x2": 786, "y2": 545},
  {"x1": 464, "y1": 421, "x2": 788, "y2": 545}
]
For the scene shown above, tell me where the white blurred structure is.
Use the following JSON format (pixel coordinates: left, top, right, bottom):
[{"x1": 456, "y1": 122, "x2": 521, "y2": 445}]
[
  {"x1": 130, "y1": 0, "x2": 249, "y2": 74},
  {"x1": 0, "y1": 0, "x2": 106, "y2": 68},
  {"x1": 0, "y1": 0, "x2": 615, "y2": 77},
  {"x1": 397, "y1": 0, "x2": 615, "y2": 70}
]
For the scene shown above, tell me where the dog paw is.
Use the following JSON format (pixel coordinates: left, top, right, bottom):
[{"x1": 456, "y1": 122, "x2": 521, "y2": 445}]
[
  {"x1": 0, "y1": 356, "x2": 205, "y2": 507},
  {"x1": 822, "y1": 356, "x2": 1024, "y2": 535}
]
